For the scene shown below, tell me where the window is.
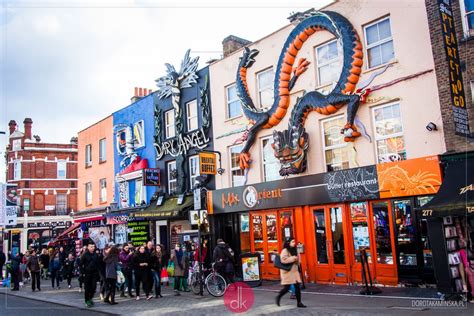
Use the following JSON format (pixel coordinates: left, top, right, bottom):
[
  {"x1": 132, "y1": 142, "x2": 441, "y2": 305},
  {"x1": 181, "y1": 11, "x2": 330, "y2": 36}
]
[
  {"x1": 229, "y1": 145, "x2": 245, "y2": 187},
  {"x1": 34, "y1": 194, "x2": 44, "y2": 210},
  {"x1": 13, "y1": 160, "x2": 21, "y2": 180},
  {"x1": 186, "y1": 100, "x2": 198, "y2": 131},
  {"x1": 315, "y1": 39, "x2": 342, "y2": 88},
  {"x1": 322, "y1": 116, "x2": 351, "y2": 171},
  {"x1": 23, "y1": 198, "x2": 30, "y2": 212},
  {"x1": 133, "y1": 121, "x2": 145, "y2": 148},
  {"x1": 460, "y1": 0, "x2": 474, "y2": 37},
  {"x1": 100, "y1": 178, "x2": 107, "y2": 203},
  {"x1": 85, "y1": 182, "x2": 92, "y2": 205},
  {"x1": 165, "y1": 110, "x2": 175, "y2": 139},
  {"x1": 257, "y1": 68, "x2": 274, "y2": 108},
  {"x1": 189, "y1": 155, "x2": 200, "y2": 189},
  {"x1": 226, "y1": 84, "x2": 242, "y2": 119},
  {"x1": 261, "y1": 137, "x2": 281, "y2": 181},
  {"x1": 134, "y1": 178, "x2": 145, "y2": 205},
  {"x1": 167, "y1": 161, "x2": 177, "y2": 194},
  {"x1": 99, "y1": 138, "x2": 106, "y2": 162},
  {"x1": 12, "y1": 139, "x2": 21, "y2": 151},
  {"x1": 471, "y1": 81, "x2": 474, "y2": 104},
  {"x1": 56, "y1": 194, "x2": 67, "y2": 214},
  {"x1": 57, "y1": 160, "x2": 67, "y2": 179},
  {"x1": 372, "y1": 103, "x2": 406, "y2": 163},
  {"x1": 364, "y1": 17, "x2": 394, "y2": 68},
  {"x1": 85, "y1": 144, "x2": 92, "y2": 167}
]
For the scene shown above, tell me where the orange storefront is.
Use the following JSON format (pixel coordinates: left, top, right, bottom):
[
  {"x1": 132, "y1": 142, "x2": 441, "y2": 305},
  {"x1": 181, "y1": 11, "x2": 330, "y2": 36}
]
[{"x1": 209, "y1": 156, "x2": 442, "y2": 286}]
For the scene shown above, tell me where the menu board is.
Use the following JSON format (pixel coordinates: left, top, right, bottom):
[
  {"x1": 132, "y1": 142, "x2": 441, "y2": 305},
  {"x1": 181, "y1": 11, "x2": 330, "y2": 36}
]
[{"x1": 127, "y1": 220, "x2": 149, "y2": 246}]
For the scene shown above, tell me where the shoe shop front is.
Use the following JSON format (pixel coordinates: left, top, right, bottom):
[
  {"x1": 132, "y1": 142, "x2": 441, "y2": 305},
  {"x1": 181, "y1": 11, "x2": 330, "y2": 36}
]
[{"x1": 208, "y1": 156, "x2": 442, "y2": 285}]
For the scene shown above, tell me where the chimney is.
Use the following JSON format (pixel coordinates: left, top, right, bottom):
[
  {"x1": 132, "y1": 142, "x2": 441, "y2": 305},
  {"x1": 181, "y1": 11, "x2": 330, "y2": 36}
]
[
  {"x1": 131, "y1": 87, "x2": 153, "y2": 103},
  {"x1": 23, "y1": 118, "x2": 33, "y2": 140},
  {"x1": 8, "y1": 120, "x2": 17, "y2": 135},
  {"x1": 222, "y1": 35, "x2": 252, "y2": 58}
]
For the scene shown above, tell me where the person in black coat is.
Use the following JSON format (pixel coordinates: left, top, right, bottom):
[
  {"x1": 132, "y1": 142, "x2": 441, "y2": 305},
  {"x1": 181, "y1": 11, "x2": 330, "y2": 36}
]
[
  {"x1": 10, "y1": 252, "x2": 21, "y2": 291},
  {"x1": 63, "y1": 253, "x2": 76, "y2": 289},
  {"x1": 79, "y1": 243, "x2": 100, "y2": 308},
  {"x1": 132, "y1": 245, "x2": 152, "y2": 300},
  {"x1": 0, "y1": 248, "x2": 6, "y2": 280}
]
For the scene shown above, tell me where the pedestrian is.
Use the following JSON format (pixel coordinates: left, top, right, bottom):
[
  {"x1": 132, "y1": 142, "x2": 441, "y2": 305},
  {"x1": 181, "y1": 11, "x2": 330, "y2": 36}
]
[
  {"x1": 49, "y1": 251, "x2": 62, "y2": 289},
  {"x1": 150, "y1": 244, "x2": 164, "y2": 298},
  {"x1": 10, "y1": 252, "x2": 21, "y2": 291},
  {"x1": 194, "y1": 239, "x2": 209, "y2": 269},
  {"x1": 79, "y1": 243, "x2": 100, "y2": 308},
  {"x1": 39, "y1": 249, "x2": 49, "y2": 280},
  {"x1": 145, "y1": 241, "x2": 154, "y2": 256},
  {"x1": 26, "y1": 249, "x2": 41, "y2": 292},
  {"x1": 119, "y1": 244, "x2": 134, "y2": 297},
  {"x1": 170, "y1": 243, "x2": 188, "y2": 296},
  {"x1": 212, "y1": 238, "x2": 235, "y2": 285},
  {"x1": 0, "y1": 248, "x2": 6, "y2": 280},
  {"x1": 76, "y1": 246, "x2": 87, "y2": 292},
  {"x1": 104, "y1": 245, "x2": 119, "y2": 305},
  {"x1": 58, "y1": 246, "x2": 67, "y2": 282},
  {"x1": 20, "y1": 252, "x2": 29, "y2": 284},
  {"x1": 275, "y1": 238, "x2": 306, "y2": 308},
  {"x1": 63, "y1": 253, "x2": 75, "y2": 289},
  {"x1": 132, "y1": 245, "x2": 153, "y2": 300},
  {"x1": 96, "y1": 248, "x2": 107, "y2": 301}
]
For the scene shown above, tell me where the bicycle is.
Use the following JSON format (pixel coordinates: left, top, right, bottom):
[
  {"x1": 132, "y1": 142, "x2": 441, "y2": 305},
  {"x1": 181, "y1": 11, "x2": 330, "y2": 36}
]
[{"x1": 190, "y1": 262, "x2": 227, "y2": 297}]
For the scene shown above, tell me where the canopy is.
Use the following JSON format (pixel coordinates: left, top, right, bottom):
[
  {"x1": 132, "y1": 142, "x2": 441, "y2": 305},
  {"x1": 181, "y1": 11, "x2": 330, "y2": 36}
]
[
  {"x1": 51, "y1": 222, "x2": 81, "y2": 243},
  {"x1": 130, "y1": 196, "x2": 193, "y2": 219},
  {"x1": 419, "y1": 157, "x2": 474, "y2": 217}
]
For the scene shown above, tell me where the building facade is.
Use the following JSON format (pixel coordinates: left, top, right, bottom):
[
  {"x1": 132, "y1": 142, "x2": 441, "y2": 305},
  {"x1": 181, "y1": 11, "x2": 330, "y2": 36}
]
[
  {"x1": 207, "y1": 0, "x2": 449, "y2": 286},
  {"x1": 4, "y1": 118, "x2": 75, "y2": 253}
]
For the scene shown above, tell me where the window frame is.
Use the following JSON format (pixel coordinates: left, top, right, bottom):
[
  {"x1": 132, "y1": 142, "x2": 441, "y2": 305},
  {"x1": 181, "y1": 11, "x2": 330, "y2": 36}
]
[
  {"x1": 256, "y1": 68, "x2": 275, "y2": 109},
  {"x1": 134, "y1": 177, "x2": 146, "y2": 206},
  {"x1": 321, "y1": 115, "x2": 350, "y2": 172},
  {"x1": 229, "y1": 144, "x2": 245, "y2": 187},
  {"x1": 165, "y1": 109, "x2": 176, "y2": 139},
  {"x1": 186, "y1": 99, "x2": 199, "y2": 132},
  {"x1": 85, "y1": 144, "x2": 92, "y2": 167},
  {"x1": 57, "y1": 160, "x2": 67, "y2": 179},
  {"x1": 13, "y1": 160, "x2": 21, "y2": 180},
  {"x1": 100, "y1": 178, "x2": 107, "y2": 203},
  {"x1": 371, "y1": 102, "x2": 406, "y2": 162},
  {"x1": 363, "y1": 16, "x2": 394, "y2": 69},
  {"x1": 315, "y1": 39, "x2": 341, "y2": 87},
  {"x1": 260, "y1": 136, "x2": 282, "y2": 182},
  {"x1": 188, "y1": 155, "x2": 200, "y2": 190},
  {"x1": 226, "y1": 83, "x2": 243, "y2": 119},
  {"x1": 56, "y1": 193, "x2": 67, "y2": 213},
  {"x1": 167, "y1": 160, "x2": 177, "y2": 195},
  {"x1": 12, "y1": 139, "x2": 21, "y2": 151},
  {"x1": 99, "y1": 138, "x2": 107, "y2": 163},
  {"x1": 460, "y1": 0, "x2": 474, "y2": 38},
  {"x1": 85, "y1": 182, "x2": 92, "y2": 206}
]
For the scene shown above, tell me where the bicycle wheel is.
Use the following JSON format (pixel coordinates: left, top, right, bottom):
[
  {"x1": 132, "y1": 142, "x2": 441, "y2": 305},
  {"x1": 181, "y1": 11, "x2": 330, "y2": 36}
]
[
  {"x1": 205, "y1": 273, "x2": 227, "y2": 297},
  {"x1": 190, "y1": 271, "x2": 202, "y2": 295}
]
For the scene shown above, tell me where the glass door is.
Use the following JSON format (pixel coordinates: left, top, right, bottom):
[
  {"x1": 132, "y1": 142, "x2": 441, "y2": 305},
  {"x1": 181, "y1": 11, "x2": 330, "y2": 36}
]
[{"x1": 313, "y1": 208, "x2": 330, "y2": 282}]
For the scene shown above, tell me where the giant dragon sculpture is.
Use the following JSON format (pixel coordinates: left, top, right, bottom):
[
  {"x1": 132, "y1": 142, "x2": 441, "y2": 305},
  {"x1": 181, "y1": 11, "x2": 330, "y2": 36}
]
[{"x1": 236, "y1": 11, "x2": 364, "y2": 176}]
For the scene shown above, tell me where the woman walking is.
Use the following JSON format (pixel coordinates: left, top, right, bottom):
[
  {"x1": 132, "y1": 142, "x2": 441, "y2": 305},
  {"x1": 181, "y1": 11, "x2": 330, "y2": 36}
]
[
  {"x1": 63, "y1": 253, "x2": 75, "y2": 289},
  {"x1": 39, "y1": 249, "x2": 49, "y2": 280},
  {"x1": 49, "y1": 251, "x2": 62, "y2": 289},
  {"x1": 170, "y1": 243, "x2": 188, "y2": 296},
  {"x1": 132, "y1": 245, "x2": 153, "y2": 300},
  {"x1": 150, "y1": 244, "x2": 163, "y2": 298},
  {"x1": 104, "y1": 246, "x2": 119, "y2": 305},
  {"x1": 275, "y1": 238, "x2": 306, "y2": 308}
]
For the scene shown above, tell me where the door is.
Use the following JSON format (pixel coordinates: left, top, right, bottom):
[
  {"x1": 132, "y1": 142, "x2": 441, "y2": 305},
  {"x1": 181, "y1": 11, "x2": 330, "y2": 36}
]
[{"x1": 312, "y1": 205, "x2": 349, "y2": 283}]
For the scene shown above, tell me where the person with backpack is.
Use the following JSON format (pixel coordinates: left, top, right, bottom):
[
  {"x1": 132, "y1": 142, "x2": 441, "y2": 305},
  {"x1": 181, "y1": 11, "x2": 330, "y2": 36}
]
[{"x1": 212, "y1": 239, "x2": 235, "y2": 285}]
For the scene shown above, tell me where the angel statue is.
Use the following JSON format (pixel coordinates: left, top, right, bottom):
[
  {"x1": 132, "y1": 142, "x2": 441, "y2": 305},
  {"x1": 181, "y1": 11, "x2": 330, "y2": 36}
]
[{"x1": 155, "y1": 49, "x2": 199, "y2": 136}]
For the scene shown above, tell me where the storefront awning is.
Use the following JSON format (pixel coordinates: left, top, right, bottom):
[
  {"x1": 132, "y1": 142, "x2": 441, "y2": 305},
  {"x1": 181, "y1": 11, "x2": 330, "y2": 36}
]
[
  {"x1": 51, "y1": 222, "x2": 81, "y2": 243},
  {"x1": 419, "y1": 157, "x2": 474, "y2": 217},
  {"x1": 74, "y1": 215, "x2": 105, "y2": 223},
  {"x1": 130, "y1": 196, "x2": 193, "y2": 219}
]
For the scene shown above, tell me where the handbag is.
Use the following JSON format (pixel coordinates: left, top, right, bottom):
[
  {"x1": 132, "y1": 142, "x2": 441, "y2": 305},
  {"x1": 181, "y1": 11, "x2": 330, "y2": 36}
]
[
  {"x1": 160, "y1": 267, "x2": 169, "y2": 283},
  {"x1": 274, "y1": 255, "x2": 293, "y2": 271},
  {"x1": 167, "y1": 262, "x2": 175, "y2": 277}
]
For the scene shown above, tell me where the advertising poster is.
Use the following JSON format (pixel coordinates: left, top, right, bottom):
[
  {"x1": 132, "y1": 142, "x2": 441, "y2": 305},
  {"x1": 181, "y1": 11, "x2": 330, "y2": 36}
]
[
  {"x1": 128, "y1": 220, "x2": 149, "y2": 246},
  {"x1": 242, "y1": 256, "x2": 260, "y2": 282},
  {"x1": 114, "y1": 224, "x2": 128, "y2": 245},
  {"x1": 89, "y1": 226, "x2": 111, "y2": 250}
]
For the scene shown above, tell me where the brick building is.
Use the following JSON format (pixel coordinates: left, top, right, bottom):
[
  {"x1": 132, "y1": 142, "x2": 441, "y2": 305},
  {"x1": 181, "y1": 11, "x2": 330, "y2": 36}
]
[
  {"x1": 425, "y1": 0, "x2": 474, "y2": 152},
  {"x1": 3, "y1": 118, "x2": 76, "y2": 253}
]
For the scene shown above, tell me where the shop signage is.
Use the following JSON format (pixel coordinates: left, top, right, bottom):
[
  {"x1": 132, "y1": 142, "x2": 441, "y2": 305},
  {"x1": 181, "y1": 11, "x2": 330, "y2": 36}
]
[
  {"x1": 155, "y1": 128, "x2": 210, "y2": 160},
  {"x1": 437, "y1": 0, "x2": 471, "y2": 137},
  {"x1": 143, "y1": 168, "x2": 160, "y2": 186},
  {"x1": 199, "y1": 152, "x2": 217, "y2": 175},
  {"x1": 0, "y1": 183, "x2": 6, "y2": 226},
  {"x1": 27, "y1": 221, "x2": 71, "y2": 228},
  {"x1": 83, "y1": 220, "x2": 104, "y2": 228},
  {"x1": 5, "y1": 206, "x2": 18, "y2": 226},
  {"x1": 106, "y1": 214, "x2": 129, "y2": 225},
  {"x1": 128, "y1": 220, "x2": 150, "y2": 246},
  {"x1": 210, "y1": 166, "x2": 379, "y2": 214},
  {"x1": 130, "y1": 210, "x2": 180, "y2": 219}
]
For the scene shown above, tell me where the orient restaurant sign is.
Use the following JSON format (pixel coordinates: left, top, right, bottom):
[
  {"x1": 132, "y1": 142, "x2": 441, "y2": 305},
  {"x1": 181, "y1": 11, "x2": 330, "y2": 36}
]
[
  {"x1": 209, "y1": 166, "x2": 379, "y2": 214},
  {"x1": 155, "y1": 128, "x2": 210, "y2": 160}
]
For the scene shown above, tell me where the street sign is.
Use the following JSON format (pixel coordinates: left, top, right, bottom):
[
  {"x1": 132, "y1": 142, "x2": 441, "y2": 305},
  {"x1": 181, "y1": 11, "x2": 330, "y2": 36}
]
[
  {"x1": 199, "y1": 152, "x2": 217, "y2": 175},
  {"x1": 194, "y1": 189, "x2": 201, "y2": 210},
  {"x1": 143, "y1": 168, "x2": 160, "y2": 186}
]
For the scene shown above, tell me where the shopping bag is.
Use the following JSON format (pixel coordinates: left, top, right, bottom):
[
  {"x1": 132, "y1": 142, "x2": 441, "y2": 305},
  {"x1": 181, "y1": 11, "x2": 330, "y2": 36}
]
[
  {"x1": 167, "y1": 262, "x2": 175, "y2": 277},
  {"x1": 116, "y1": 271, "x2": 125, "y2": 286},
  {"x1": 160, "y1": 267, "x2": 169, "y2": 283}
]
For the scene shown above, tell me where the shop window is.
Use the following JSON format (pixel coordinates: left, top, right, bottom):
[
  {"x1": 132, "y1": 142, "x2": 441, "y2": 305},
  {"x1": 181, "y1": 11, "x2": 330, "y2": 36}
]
[
  {"x1": 189, "y1": 155, "x2": 200, "y2": 189},
  {"x1": 372, "y1": 201, "x2": 393, "y2": 264},
  {"x1": 394, "y1": 200, "x2": 417, "y2": 266},
  {"x1": 226, "y1": 84, "x2": 242, "y2": 119},
  {"x1": 57, "y1": 160, "x2": 67, "y2": 179},
  {"x1": 186, "y1": 100, "x2": 198, "y2": 132},
  {"x1": 167, "y1": 161, "x2": 177, "y2": 195},
  {"x1": 372, "y1": 103, "x2": 406, "y2": 163},
  {"x1": 364, "y1": 17, "x2": 395, "y2": 68},
  {"x1": 229, "y1": 144, "x2": 245, "y2": 187},
  {"x1": 13, "y1": 160, "x2": 21, "y2": 180},
  {"x1": 313, "y1": 209, "x2": 328, "y2": 264},
  {"x1": 23, "y1": 198, "x2": 30, "y2": 212},
  {"x1": 266, "y1": 214, "x2": 278, "y2": 263},
  {"x1": 261, "y1": 136, "x2": 281, "y2": 182},
  {"x1": 460, "y1": 0, "x2": 474, "y2": 38},
  {"x1": 253, "y1": 215, "x2": 264, "y2": 262},
  {"x1": 133, "y1": 120, "x2": 145, "y2": 148},
  {"x1": 257, "y1": 68, "x2": 274, "y2": 109},
  {"x1": 85, "y1": 182, "x2": 92, "y2": 205},
  {"x1": 85, "y1": 144, "x2": 92, "y2": 167},
  {"x1": 322, "y1": 116, "x2": 350, "y2": 171},
  {"x1": 417, "y1": 196, "x2": 434, "y2": 269},
  {"x1": 350, "y1": 202, "x2": 371, "y2": 263},
  {"x1": 315, "y1": 39, "x2": 342, "y2": 89},
  {"x1": 100, "y1": 178, "x2": 107, "y2": 203},
  {"x1": 134, "y1": 178, "x2": 145, "y2": 205},
  {"x1": 99, "y1": 138, "x2": 107, "y2": 162},
  {"x1": 330, "y1": 206, "x2": 345, "y2": 264},
  {"x1": 165, "y1": 109, "x2": 175, "y2": 139},
  {"x1": 56, "y1": 194, "x2": 67, "y2": 215},
  {"x1": 240, "y1": 214, "x2": 251, "y2": 253},
  {"x1": 280, "y1": 211, "x2": 294, "y2": 240}
]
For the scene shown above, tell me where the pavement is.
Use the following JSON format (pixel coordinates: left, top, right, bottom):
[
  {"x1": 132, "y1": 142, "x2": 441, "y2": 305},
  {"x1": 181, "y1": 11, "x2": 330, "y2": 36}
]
[{"x1": 0, "y1": 278, "x2": 473, "y2": 315}]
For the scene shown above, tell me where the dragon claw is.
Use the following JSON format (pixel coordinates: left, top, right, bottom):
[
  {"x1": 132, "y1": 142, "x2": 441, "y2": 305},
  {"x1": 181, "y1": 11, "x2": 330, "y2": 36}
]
[
  {"x1": 342, "y1": 124, "x2": 361, "y2": 142},
  {"x1": 238, "y1": 152, "x2": 251, "y2": 170},
  {"x1": 294, "y1": 58, "x2": 310, "y2": 77}
]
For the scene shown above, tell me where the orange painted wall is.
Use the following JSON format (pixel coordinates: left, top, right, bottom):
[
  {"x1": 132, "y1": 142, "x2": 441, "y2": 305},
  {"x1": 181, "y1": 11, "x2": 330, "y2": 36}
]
[{"x1": 77, "y1": 115, "x2": 114, "y2": 210}]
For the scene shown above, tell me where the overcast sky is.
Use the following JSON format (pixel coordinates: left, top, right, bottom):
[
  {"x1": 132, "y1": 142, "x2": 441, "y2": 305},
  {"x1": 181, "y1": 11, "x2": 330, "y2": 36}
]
[{"x1": 0, "y1": 0, "x2": 332, "y2": 181}]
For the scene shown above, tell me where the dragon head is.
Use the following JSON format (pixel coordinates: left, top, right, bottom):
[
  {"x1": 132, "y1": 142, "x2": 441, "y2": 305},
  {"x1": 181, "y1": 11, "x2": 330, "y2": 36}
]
[
  {"x1": 272, "y1": 125, "x2": 309, "y2": 176},
  {"x1": 239, "y1": 47, "x2": 260, "y2": 69}
]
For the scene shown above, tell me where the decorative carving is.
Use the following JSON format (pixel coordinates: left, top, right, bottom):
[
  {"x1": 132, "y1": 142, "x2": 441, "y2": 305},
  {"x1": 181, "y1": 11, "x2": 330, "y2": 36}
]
[
  {"x1": 154, "y1": 103, "x2": 162, "y2": 146},
  {"x1": 200, "y1": 75, "x2": 211, "y2": 131}
]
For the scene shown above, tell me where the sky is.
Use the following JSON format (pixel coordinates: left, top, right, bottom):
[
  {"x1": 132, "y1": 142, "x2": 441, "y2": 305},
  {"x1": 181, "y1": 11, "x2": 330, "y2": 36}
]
[{"x1": 0, "y1": 0, "x2": 332, "y2": 181}]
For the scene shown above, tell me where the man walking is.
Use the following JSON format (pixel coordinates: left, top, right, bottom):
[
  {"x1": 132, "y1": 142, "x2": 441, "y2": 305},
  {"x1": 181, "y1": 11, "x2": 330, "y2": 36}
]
[
  {"x1": 26, "y1": 249, "x2": 41, "y2": 291},
  {"x1": 79, "y1": 243, "x2": 100, "y2": 308}
]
